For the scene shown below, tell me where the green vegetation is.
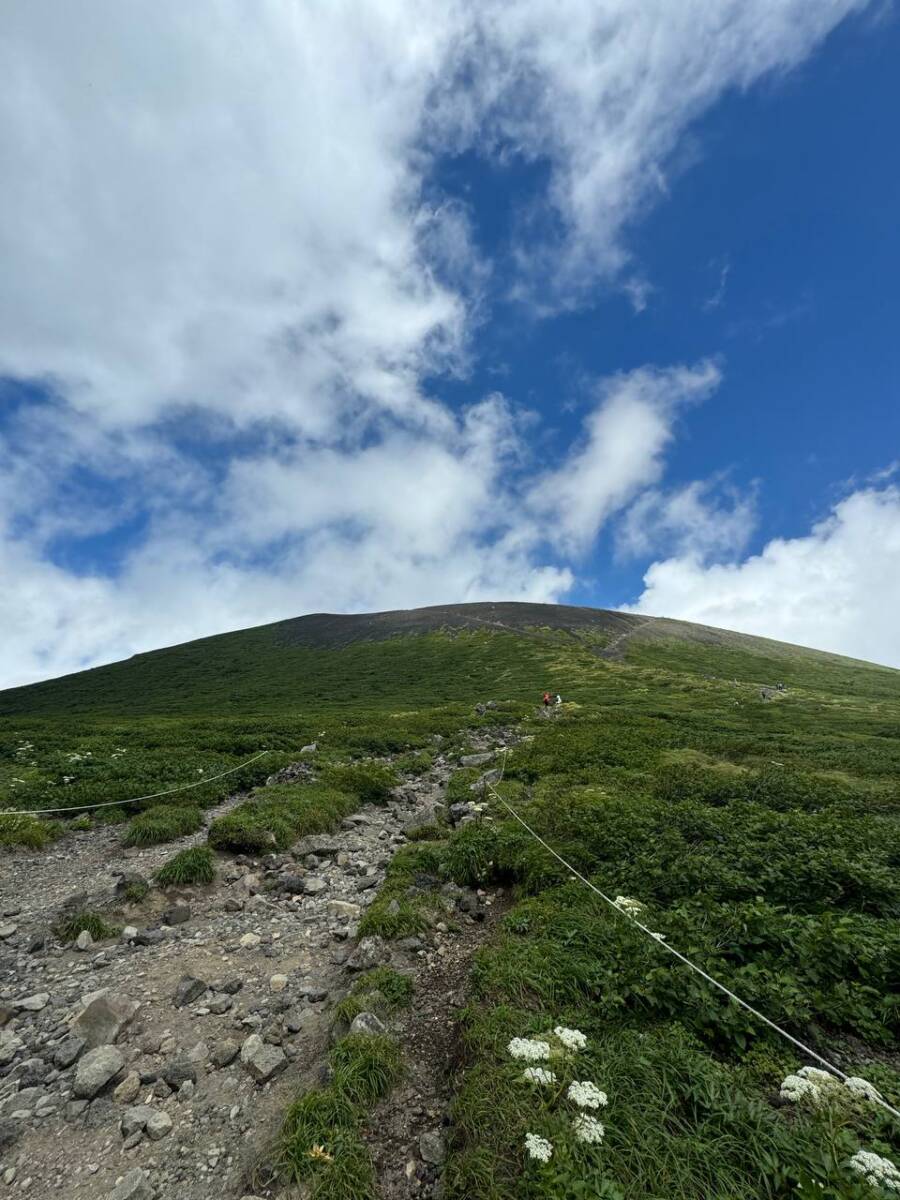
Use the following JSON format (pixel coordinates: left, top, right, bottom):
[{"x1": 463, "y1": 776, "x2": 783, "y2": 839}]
[
  {"x1": 54, "y1": 909, "x2": 120, "y2": 943},
  {"x1": 2, "y1": 604, "x2": 898, "y2": 1198},
  {"x1": 156, "y1": 845, "x2": 217, "y2": 886},
  {"x1": 274, "y1": 1033, "x2": 403, "y2": 1199},
  {"x1": 333, "y1": 967, "x2": 414, "y2": 1026},
  {"x1": 123, "y1": 803, "x2": 203, "y2": 847},
  {"x1": 120, "y1": 878, "x2": 150, "y2": 903},
  {"x1": 208, "y1": 782, "x2": 356, "y2": 853}
]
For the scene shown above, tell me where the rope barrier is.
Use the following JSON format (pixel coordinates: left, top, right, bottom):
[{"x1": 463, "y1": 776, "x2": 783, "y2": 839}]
[
  {"x1": 0, "y1": 749, "x2": 271, "y2": 818},
  {"x1": 485, "y1": 749, "x2": 900, "y2": 1123}
]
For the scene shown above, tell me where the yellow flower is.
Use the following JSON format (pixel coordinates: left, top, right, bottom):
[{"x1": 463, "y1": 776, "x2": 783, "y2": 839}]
[{"x1": 307, "y1": 1144, "x2": 334, "y2": 1164}]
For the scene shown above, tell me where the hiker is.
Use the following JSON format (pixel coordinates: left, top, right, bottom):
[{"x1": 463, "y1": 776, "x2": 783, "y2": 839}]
[
  {"x1": 542, "y1": 691, "x2": 551, "y2": 707},
  {"x1": 555, "y1": 693, "x2": 562, "y2": 706}
]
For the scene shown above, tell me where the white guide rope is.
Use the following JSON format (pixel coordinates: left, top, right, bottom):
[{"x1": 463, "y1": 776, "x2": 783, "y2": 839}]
[
  {"x1": 485, "y1": 750, "x2": 900, "y2": 1123},
  {"x1": 0, "y1": 749, "x2": 270, "y2": 818}
]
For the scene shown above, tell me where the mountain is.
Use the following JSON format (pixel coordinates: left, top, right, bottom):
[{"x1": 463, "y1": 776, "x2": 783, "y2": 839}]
[{"x1": 1, "y1": 601, "x2": 896, "y2": 717}]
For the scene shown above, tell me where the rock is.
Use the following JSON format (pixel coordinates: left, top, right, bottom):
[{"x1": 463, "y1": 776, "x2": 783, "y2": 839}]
[
  {"x1": 75, "y1": 929, "x2": 94, "y2": 951},
  {"x1": 161, "y1": 1059, "x2": 196, "y2": 1091},
  {"x1": 121, "y1": 926, "x2": 139, "y2": 941},
  {"x1": 224, "y1": 897, "x2": 243, "y2": 913},
  {"x1": 448, "y1": 802, "x2": 473, "y2": 824},
  {"x1": 25, "y1": 933, "x2": 46, "y2": 954},
  {"x1": 239, "y1": 933, "x2": 261, "y2": 949},
  {"x1": 145, "y1": 1109, "x2": 172, "y2": 1140},
  {"x1": 108, "y1": 1168, "x2": 155, "y2": 1200},
  {"x1": 72, "y1": 990, "x2": 140, "y2": 1048},
  {"x1": 0, "y1": 924, "x2": 17, "y2": 940},
  {"x1": 186, "y1": 1039, "x2": 209, "y2": 1065},
  {"x1": 240, "y1": 1035, "x2": 286, "y2": 1083},
  {"x1": 300, "y1": 742, "x2": 318, "y2": 753},
  {"x1": 177, "y1": 1079, "x2": 194, "y2": 1101},
  {"x1": 73, "y1": 1045, "x2": 125, "y2": 1098},
  {"x1": 52, "y1": 1032, "x2": 86, "y2": 1070},
  {"x1": 114, "y1": 1071, "x2": 141, "y2": 1104},
  {"x1": 270, "y1": 974, "x2": 289, "y2": 992},
  {"x1": 172, "y1": 976, "x2": 206, "y2": 1008},
  {"x1": 419, "y1": 1130, "x2": 446, "y2": 1165},
  {"x1": 163, "y1": 903, "x2": 190, "y2": 926},
  {"x1": 0, "y1": 1117, "x2": 20, "y2": 1154},
  {"x1": 114, "y1": 873, "x2": 148, "y2": 899},
  {"x1": 211, "y1": 1039, "x2": 240, "y2": 1068},
  {"x1": 349, "y1": 1011, "x2": 386, "y2": 1036},
  {"x1": 14, "y1": 993, "x2": 49, "y2": 1012},
  {"x1": 121, "y1": 1105, "x2": 155, "y2": 1138},
  {"x1": 279, "y1": 874, "x2": 307, "y2": 895},
  {"x1": 303, "y1": 876, "x2": 328, "y2": 896},
  {"x1": 16, "y1": 1057, "x2": 48, "y2": 1086},
  {"x1": 460, "y1": 751, "x2": 494, "y2": 768},
  {"x1": 134, "y1": 929, "x2": 164, "y2": 947},
  {"x1": 284, "y1": 1009, "x2": 319, "y2": 1036},
  {"x1": 347, "y1": 936, "x2": 386, "y2": 971},
  {"x1": 206, "y1": 993, "x2": 233, "y2": 1015},
  {"x1": 327, "y1": 900, "x2": 361, "y2": 921}
]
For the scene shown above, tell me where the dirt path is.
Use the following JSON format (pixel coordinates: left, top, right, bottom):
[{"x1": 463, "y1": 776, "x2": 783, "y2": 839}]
[{"x1": 0, "y1": 730, "x2": 515, "y2": 1200}]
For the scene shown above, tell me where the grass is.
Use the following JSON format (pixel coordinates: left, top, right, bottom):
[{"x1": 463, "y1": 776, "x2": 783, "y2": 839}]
[
  {"x1": 273, "y1": 1033, "x2": 403, "y2": 1198},
  {"x1": 156, "y1": 844, "x2": 217, "y2": 886},
  {"x1": 122, "y1": 803, "x2": 203, "y2": 847},
  {"x1": 333, "y1": 967, "x2": 415, "y2": 1026},
  {"x1": 2, "y1": 608, "x2": 899, "y2": 1197},
  {"x1": 0, "y1": 812, "x2": 62, "y2": 849},
  {"x1": 121, "y1": 878, "x2": 150, "y2": 903},
  {"x1": 54, "y1": 909, "x2": 120, "y2": 943}
]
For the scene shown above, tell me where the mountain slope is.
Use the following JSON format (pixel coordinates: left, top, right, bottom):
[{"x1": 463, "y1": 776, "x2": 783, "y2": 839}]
[{"x1": 1, "y1": 602, "x2": 896, "y2": 716}]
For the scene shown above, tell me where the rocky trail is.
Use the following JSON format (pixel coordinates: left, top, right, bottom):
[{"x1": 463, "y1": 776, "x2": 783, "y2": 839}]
[{"x1": 0, "y1": 728, "x2": 517, "y2": 1200}]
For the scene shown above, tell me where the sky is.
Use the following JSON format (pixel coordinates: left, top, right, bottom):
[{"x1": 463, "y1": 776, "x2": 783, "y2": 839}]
[{"x1": 1, "y1": 0, "x2": 899, "y2": 687}]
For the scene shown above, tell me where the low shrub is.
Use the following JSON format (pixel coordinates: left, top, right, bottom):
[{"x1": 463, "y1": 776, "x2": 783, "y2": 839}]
[
  {"x1": 156, "y1": 845, "x2": 217, "y2": 886},
  {"x1": 0, "y1": 813, "x2": 61, "y2": 850},
  {"x1": 358, "y1": 841, "x2": 445, "y2": 939},
  {"x1": 122, "y1": 804, "x2": 203, "y2": 847},
  {"x1": 121, "y1": 878, "x2": 150, "y2": 903},
  {"x1": 329, "y1": 1033, "x2": 403, "y2": 1108},
  {"x1": 320, "y1": 762, "x2": 398, "y2": 806},
  {"x1": 207, "y1": 783, "x2": 354, "y2": 854},
  {"x1": 333, "y1": 967, "x2": 414, "y2": 1026}
]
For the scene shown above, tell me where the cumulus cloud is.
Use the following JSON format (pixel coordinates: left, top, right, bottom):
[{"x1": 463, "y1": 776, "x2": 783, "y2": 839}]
[
  {"x1": 628, "y1": 487, "x2": 900, "y2": 667},
  {"x1": 617, "y1": 478, "x2": 757, "y2": 561},
  {"x1": 0, "y1": 1, "x2": 877, "y2": 686}
]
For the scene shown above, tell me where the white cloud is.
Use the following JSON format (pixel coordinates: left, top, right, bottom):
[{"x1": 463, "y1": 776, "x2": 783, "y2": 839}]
[
  {"x1": 0, "y1": 1, "x2": 878, "y2": 686},
  {"x1": 617, "y1": 478, "x2": 757, "y2": 561},
  {"x1": 628, "y1": 487, "x2": 900, "y2": 668}
]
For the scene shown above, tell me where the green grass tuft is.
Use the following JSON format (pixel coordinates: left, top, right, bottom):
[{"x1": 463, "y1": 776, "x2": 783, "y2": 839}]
[
  {"x1": 333, "y1": 967, "x2": 414, "y2": 1025},
  {"x1": 329, "y1": 1033, "x2": 403, "y2": 1108},
  {"x1": 121, "y1": 878, "x2": 150, "y2": 903},
  {"x1": 156, "y1": 844, "x2": 217, "y2": 886},
  {"x1": 0, "y1": 813, "x2": 62, "y2": 849},
  {"x1": 54, "y1": 909, "x2": 120, "y2": 942},
  {"x1": 122, "y1": 803, "x2": 203, "y2": 847},
  {"x1": 207, "y1": 782, "x2": 355, "y2": 854},
  {"x1": 358, "y1": 841, "x2": 446, "y2": 939}
]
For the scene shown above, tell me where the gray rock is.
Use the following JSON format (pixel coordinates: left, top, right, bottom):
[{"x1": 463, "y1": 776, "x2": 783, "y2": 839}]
[
  {"x1": 73, "y1": 1045, "x2": 125, "y2": 1098},
  {"x1": 145, "y1": 1109, "x2": 172, "y2": 1140},
  {"x1": 211, "y1": 1040, "x2": 240, "y2": 1068},
  {"x1": 172, "y1": 975, "x2": 206, "y2": 1008},
  {"x1": 0, "y1": 924, "x2": 17, "y2": 940},
  {"x1": 114, "y1": 873, "x2": 148, "y2": 899},
  {"x1": 303, "y1": 876, "x2": 328, "y2": 896},
  {"x1": 349, "y1": 1011, "x2": 386, "y2": 1036},
  {"x1": 134, "y1": 929, "x2": 164, "y2": 947},
  {"x1": 419, "y1": 1130, "x2": 446, "y2": 1164},
  {"x1": 279, "y1": 874, "x2": 307, "y2": 895},
  {"x1": 75, "y1": 929, "x2": 94, "y2": 951},
  {"x1": 347, "y1": 936, "x2": 386, "y2": 971},
  {"x1": 13, "y1": 993, "x2": 49, "y2": 1012},
  {"x1": 108, "y1": 1167, "x2": 155, "y2": 1199},
  {"x1": 121, "y1": 1104, "x2": 155, "y2": 1138},
  {"x1": 206, "y1": 992, "x2": 233, "y2": 1015},
  {"x1": 72, "y1": 990, "x2": 140, "y2": 1048},
  {"x1": 460, "y1": 751, "x2": 494, "y2": 768},
  {"x1": 113, "y1": 1071, "x2": 141, "y2": 1104},
  {"x1": 161, "y1": 1059, "x2": 196, "y2": 1091},
  {"x1": 163, "y1": 903, "x2": 190, "y2": 926},
  {"x1": 327, "y1": 900, "x2": 361, "y2": 921},
  {"x1": 0, "y1": 1117, "x2": 20, "y2": 1154},
  {"x1": 240, "y1": 1034, "x2": 286, "y2": 1083}
]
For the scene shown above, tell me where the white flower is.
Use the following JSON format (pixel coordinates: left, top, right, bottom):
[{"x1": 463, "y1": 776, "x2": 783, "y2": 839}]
[
  {"x1": 508, "y1": 1037, "x2": 551, "y2": 1062},
  {"x1": 572, "y1": 1114, "x2": 605, "y2": 1144},
  {"x1": 844, "y1": 1076, "x2": 883, "y2": 1103},
  {"x1": 650, "y1": 931, "x2": 666, "y2": 942},
  {"x1": 568, "y1": 1081, "x2": 608, "y2": 1109},
  {"x1": 849, "y1": 1150, "x2": 900, "y2": 1192},
  {"x1": 524, "y1": 1133, "x2": 553, "y2": 1162},
  {"x1": 613, "y1": 896, "x2": 644, "y2": 916},
  {"x1": 523, "y1": 1067, "x2": 556, "y2": 1085},
  {"x1": 553, "y1": 1026, "x2": 587, "y2": 1051},
  {"x1": 780, "y1": 1066, "x2": 843, "y2": 1106}
]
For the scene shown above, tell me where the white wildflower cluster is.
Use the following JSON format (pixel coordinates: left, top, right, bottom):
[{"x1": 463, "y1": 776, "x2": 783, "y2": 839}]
[
  {"x1": 613, "y1": 896, "x2": 644, "y2": 916},
  {"x1": 572, "y1": 1113, "x2": 605, "y2": 1144},
  {"x1": 523, "y1": 1067, "x2": 556, "y2": 1086},
  {"x1": 568, "y1": 1081, "x2": 608, "y2": 1109},
  {"x1": 508, "y1": 1037, "x2": 552, "y2": 1062},
  {"x1": 649, "y1": 931, "x2": 666, "y2": 942},
  {"x1": 65, "y1": 751, "x2": 92, "y2": 762},
  {"x1": 849, "y1": 1150, "x2": 900, "y2": 1192},
  {"x1": 524, "y1": 1133, "x2": 553, "y2": 1162},
  {"x1": 554, "y1": 1026, "x2": 587, "y2": 1051},
  {"x1": 844, "y1": 1076, "x2": 883, "y2": 1103}
]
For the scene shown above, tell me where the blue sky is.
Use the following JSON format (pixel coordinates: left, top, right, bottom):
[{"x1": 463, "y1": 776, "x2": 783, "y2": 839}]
[{"x1": 1, "y1": 1, "x2": 899, "y2": 684}]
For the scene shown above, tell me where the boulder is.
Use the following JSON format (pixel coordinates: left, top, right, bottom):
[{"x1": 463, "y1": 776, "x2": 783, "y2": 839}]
[
  {"x1": 75, "y1": 930, "x2": 94, "y2": 951},
  {"x1": 121, "y1": 1104, "x2": 155, "y2": 1138},
  {"x1": 240, "y1": 1034, "x2": 286, "y2": 1083},
  {"x1": 460, "y1": 751, "x2": 494, "y2": 768},
  {"x1": 13, "y1": 993, "x2": 49, "y2": 1012},
  {"x1": 419, "y1": 1130, "x2": 446, "y2": 1165},
  {"x1": 346, "y1": 936, "x2": 386, "y2": 972},
  {"x1": 108, "y1": 1170, "x2": 154, "y2": 1200},
  {"x1": 161, "y1": 1059, "x2": 196, "y2": 1091},
  {"x1": 327, "y1": 900, "x2": 361, "y2": 921},
  {"x1": 72, "y1": 990, "x2": 140, "y2": 1048},
  {"x1": 114, "y1": 1071, "x2": 142, "y2": 1104},
  {"x1": 145, "y1": 1109, "x2": 172, "y2": 1140},
  {"x1": 73, "y1": 1045, "x2": 125, "y2": 1098},
  {"x1": 163, "y1": 904, "x2": 190, "y2": 926},
  {"x1": 206, "y1": 993, "x2": 233, "y2": 1015},
  {"x1": 210, "y1": 1040, "x2": 239, "y2": 1069},
  {"x1": 279, "y1": 875, "x2": 307, "y2": 895},
  {"x1": 172, "y1": 976, "x2": 206, "y2": 1008},
  {"x1": 303, "y1": 876, "x2": 327, "y2": 896},
  {"x1": 349, "y1": 1011, "x2": 386, "y2": 1037}
]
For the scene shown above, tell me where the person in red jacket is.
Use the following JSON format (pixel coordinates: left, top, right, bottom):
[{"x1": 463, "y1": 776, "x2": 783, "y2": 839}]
[{"x1": 542, "y1": 691, "x2": 551, "y2": 707}]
